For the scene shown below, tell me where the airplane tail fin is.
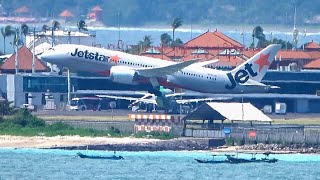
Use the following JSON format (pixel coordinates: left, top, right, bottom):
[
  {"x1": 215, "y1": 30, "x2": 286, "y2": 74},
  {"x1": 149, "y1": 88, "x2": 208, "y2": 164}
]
[{"x1": 231, "y1": 44, "x2": 281, "y2": 82}]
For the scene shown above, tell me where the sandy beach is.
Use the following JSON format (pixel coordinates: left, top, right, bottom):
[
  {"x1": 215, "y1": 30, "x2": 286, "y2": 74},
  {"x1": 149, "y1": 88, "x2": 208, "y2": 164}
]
[
  {"x1": 0, "y1": 135, "x2": 161, "y2": 149},
  {"x1": 0, "y1": 135, "x2": 318, "y2": 154}
]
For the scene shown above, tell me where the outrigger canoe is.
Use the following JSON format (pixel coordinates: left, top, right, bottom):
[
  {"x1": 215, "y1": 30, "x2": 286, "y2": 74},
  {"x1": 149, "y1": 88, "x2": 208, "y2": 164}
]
[
  {"x1": 195, "y1": 153, "x2": 278, "y2": 164},
  {"x1": 77, "y1": 152, "x2": 124, "y2": 160}
]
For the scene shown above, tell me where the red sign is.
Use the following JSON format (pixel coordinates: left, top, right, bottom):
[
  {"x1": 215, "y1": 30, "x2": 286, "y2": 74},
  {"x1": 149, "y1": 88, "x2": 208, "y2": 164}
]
[{"x1": 248, "y1": 131, "x2": 257, "y2": 138}]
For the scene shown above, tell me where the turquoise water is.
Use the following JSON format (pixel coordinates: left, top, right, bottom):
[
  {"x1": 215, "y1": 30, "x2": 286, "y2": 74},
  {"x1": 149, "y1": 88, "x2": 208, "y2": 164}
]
[{"x1": 1, "y1": 148, "x2": 320, "y2": 180}]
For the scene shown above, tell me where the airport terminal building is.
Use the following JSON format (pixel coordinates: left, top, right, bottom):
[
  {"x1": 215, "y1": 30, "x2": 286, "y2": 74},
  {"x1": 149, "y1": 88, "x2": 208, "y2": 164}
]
[{"x1": 1, "y1": 30, "x2": 320, "y2": 113}]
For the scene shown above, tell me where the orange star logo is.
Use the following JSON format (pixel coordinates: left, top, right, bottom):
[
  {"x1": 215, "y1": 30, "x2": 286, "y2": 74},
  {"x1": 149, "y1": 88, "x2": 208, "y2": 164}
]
[
  {"x1": 254, "y1": 52, "x2": 271, "y2": 72},
  {"x1": 110, "y1": 55, "x2": 120, "y2": 64}
]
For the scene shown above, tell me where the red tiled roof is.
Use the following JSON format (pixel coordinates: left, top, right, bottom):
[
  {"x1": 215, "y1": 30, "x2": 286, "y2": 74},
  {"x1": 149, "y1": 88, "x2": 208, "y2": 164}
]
[
  {"x1": 304, "y1": 41, "x2": 320, "y2": 50},
  {"x1": 15, "y1": 6, "x2": 29, "y2": 13},
  {"x1": 242, "y1": 49, "x2": 260, "y2": 58},
  {"x1": 141, "y1": 53, "x2": 172, "y2": 61},
  {"x1": 276, "y1": 50, "x2": 312, "y2": 60},
  {"x1": 182, "y1": 53, "x2": 215, "y2": 61},
  {"x1": 164, "y1": 47, "x2": 192, "y2": 57},
  {"x1": 183, "y1": 30, "x2": 244, "y2": 49},
  {"x1": 91, "y1": 6, "x2": 103, "y2": 12},
  {"x1": 305, "y1": 51, "x2": 320, "y2": 59},
  {"x1": 242, "y1": 49, "x2": 312, "y2": 60},
  {"x1": 304, "y1": 58, "x2": 320, "y2": 69},
  {"x1": 60, "y1": 10, "x2": 74, "y2": 17},
  {"x1": 0, "y1": 46, "x2": 49, "y2": 72},
  {"x1": 213, "y1": 55, "x2": 245, "y2": 67}
]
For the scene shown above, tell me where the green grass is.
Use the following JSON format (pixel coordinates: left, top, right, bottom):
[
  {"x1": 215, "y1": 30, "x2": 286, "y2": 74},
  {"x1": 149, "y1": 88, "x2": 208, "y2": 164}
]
[
  {"x1": 272, "y1": 118, "x2": 320, "y2": 125},
  {"x1": 37, "y1": 115, "x2": 131, "y2": 122},
  {"x1": 0, "y1": 110, "x2": 174, "y2": 139}
]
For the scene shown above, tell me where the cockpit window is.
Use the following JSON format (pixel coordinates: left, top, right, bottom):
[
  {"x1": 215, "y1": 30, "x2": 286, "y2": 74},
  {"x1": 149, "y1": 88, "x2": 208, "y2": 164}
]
[{"x1": 48, "y1": 47, "x2": 55, "y2": 51}]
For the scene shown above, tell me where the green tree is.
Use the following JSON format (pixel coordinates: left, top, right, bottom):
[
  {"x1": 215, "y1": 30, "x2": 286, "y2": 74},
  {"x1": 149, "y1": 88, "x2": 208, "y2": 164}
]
[
  {"x1": 171, "y1": 17, "x2": 182, "y2": 47},
  {"x1": 252, "y1": 26, "x2": 267, "y2": 48},
  {"x1": 173, "y1": 38, "x2": 183, "y2": 46},
  {"x1": 51, "y1": 21, "x2": 61, "y2": 47},
  {"x1": 138, "y1": 35, "x2": 153, "y2": 51},
  {"x1": 42, "y1": 25, "x2": 49, "y2": 32},
  {"x1": 1, "y1": 25, "x2": 15, "y2": 54},
  {"x1": 0, "y1": 99, "x2": 14, "y2": 116},
  {"x1": 20, "y1": 23, "x2": 29, "y2": 45},
  {"x1": 77, "y1": 20, "x2": 88, "y2": 32},
  {"x1": 271, "y1": 38, "x2": 293, "y2": 49},
  {"x1": 160, "y1": 33, "x2": 172, "y2": 46},
  {"x1": 77, "y1": 20, "x2": 88, "y2": 44}
]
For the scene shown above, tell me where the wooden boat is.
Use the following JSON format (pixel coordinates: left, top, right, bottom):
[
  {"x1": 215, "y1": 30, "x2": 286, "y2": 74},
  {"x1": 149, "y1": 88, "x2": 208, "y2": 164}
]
[
  {"x1": 226, "y1": 154, "x2": 278, "y2": 164},
  {"x1": 194, "y1": 155, "x2": 229, "y2": 164},
  {"x1": 194, "y1": 159, "x2": 229, "y2": 164},
  {"x1": 77, "y1": 152, "x2": 124, "y2": 160},
  {"x1": 195, "y1": 153, "x2": 278, "y2": 164}
]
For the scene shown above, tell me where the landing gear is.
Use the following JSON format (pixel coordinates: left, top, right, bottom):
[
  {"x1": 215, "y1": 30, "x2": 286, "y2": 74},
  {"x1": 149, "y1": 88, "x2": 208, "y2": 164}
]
[{"x1": 148, "y1": 88, "x2": 162, "y2": 97}]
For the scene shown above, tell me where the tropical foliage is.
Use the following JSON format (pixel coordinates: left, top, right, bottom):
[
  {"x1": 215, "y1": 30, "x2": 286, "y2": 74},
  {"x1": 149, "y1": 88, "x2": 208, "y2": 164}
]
[
  {"x1": 171, "y1": 18, "x2": 182, "y2": 47},
  {"x1": 1, "y1": 25, "x2": 16, "y2": 54}
]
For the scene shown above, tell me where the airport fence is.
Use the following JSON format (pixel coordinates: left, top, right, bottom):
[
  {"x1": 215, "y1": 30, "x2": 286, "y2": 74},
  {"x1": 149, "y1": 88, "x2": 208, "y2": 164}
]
[{"x1": 229, "y1": 126, "x2": 320, "y2": 145}]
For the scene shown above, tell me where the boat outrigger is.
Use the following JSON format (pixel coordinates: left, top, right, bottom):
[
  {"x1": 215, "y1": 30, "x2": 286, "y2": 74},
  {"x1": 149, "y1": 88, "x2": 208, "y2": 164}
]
[
  {"x1": 77, "y1": 152, "x2": 124, "y2": 160},
  {"x1": 195, "y1": 152, "x2": 278, "y2": 164}
]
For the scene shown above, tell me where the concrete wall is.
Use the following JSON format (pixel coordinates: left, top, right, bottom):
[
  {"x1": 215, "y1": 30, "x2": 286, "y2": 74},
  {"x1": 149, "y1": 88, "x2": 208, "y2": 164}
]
[
  {"x1": 184, "y1": 129, "x2": 225, "y2": 138},
  {"x1": 230, "y1": 126, "x2": 320, "y2": 145}
]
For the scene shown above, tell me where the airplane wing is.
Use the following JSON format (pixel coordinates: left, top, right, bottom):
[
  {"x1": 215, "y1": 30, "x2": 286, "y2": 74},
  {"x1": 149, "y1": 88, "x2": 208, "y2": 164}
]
[
  {"x1": 96, "y1": 95, "x2": 139, "y2": 101},
  {"x1": 135, "y1": 59, "x2": 200, "y2": 78},
  {"x1": 176, "y1": 97, "x2": 232, "y2": 104},
  {"x1": 189, "y1": 59, "x2": 219, "y2": 67},
  {"x1": 97, "y1": 94, "x2": 157, "y2": 105}
]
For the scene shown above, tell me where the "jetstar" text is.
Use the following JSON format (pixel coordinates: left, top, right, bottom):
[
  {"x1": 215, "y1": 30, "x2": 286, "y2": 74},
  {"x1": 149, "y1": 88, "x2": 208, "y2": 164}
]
[{"x1": 71, "y1": 48, "x2": 108, "y2": 62}]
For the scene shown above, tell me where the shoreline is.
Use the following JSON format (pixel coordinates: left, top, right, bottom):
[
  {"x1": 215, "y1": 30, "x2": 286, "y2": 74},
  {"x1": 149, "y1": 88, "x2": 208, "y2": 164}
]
[{"x1": 0, "y1": 135, "x2": 320, "y2": 154}]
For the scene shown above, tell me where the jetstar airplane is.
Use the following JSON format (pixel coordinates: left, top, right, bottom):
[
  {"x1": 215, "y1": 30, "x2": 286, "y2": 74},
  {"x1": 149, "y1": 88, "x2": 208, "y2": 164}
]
[{"x1": 40, "y1": 44, "x2": 281, "y2": 94}]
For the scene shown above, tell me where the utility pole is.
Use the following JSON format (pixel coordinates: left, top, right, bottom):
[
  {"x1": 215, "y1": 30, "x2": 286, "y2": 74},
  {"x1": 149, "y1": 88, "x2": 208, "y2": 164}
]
[
  {"x1": 32, "y1": 27, "x2": 35, "y2": 73},
  {"x1": 67, "y1": 68, "x2": 71, "y2": 106}
]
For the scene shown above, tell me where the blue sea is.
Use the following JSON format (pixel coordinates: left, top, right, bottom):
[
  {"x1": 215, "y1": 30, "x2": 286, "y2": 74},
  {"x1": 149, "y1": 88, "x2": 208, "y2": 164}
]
[{"x1": 1, "y1": 148, "x2": 320, "y2": 180}]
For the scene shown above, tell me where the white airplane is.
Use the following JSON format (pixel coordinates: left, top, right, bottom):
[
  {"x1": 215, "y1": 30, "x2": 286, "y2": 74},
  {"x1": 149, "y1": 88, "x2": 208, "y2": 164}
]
[{"x1": 40, "y1": 44, "x2": 281, "y2": 94}]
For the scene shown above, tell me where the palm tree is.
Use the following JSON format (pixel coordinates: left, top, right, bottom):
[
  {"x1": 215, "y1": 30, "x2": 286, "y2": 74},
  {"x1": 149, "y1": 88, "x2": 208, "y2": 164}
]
[
  {"x1": 51, "y1": 21, "x2": 60, "y2": 47},
  {"x1": 171, "y1": 18, "x2": 182, "y2": 47},
  {"x1": 1, "y1": 25, "x2": 15, "y2": 54},
  {"x1": 252, "y1": 26, "x2": 267, "y2": 48},
  {"x1": 171, "y1": 17, "x2": 182, "y2": 58},
  {"x1": 173, "y1": 38, "x2": 183, "y2": 46},
  {"x1": 77, "y1": 20, "x2": 88, "y2": 32},
  {"x1": 160, "y1": 33, "x2": 172, "y2": 47},
  {"x1": 20, "y1": 23, "x2": 29, "y2": 45},
  {"x1": 138, "y1": 35, "x2": 152, "y2": 53},
  {"x1": 42, "y1": 25, "x2": 49, "y2": 32},
  {"x1": 77, "y1": 20, "x2": 88, "y2": 44}
]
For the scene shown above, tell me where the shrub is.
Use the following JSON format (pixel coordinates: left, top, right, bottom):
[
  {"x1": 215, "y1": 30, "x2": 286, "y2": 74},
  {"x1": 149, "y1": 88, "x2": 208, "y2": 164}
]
[
  {"x1": 0, "y1": 100, "x2": 15, "y2": 115},
  {"x1": 226, "y1": 137, "x2": 235, "y2": 146},
  {"x1": 109, "y1": 126, "x2": 121, "y2": 134},
  {"x1": 12, "y1": 109, "x2": 45, "y2": 127},
  {"x1": 49, "y1": 122, "x2": 73, "y2": 131}
]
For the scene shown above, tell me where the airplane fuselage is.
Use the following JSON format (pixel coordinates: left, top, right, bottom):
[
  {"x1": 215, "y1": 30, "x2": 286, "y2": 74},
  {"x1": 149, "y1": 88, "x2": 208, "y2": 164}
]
[{"x1": 41, "y1": 44, "x2": 271, "y2": 94}]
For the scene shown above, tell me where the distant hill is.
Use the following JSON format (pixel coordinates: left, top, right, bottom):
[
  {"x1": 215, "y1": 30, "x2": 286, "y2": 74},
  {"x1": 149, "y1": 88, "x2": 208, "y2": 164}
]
[{"x1": 2, "y1": 0, "x2": 320, "y2": 27}]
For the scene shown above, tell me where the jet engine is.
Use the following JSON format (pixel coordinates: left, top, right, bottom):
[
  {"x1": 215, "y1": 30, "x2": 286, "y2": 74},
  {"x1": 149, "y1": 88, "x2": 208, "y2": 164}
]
[{"x1": 110, "y1": 66, "x2": 138, "y2": 85}]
